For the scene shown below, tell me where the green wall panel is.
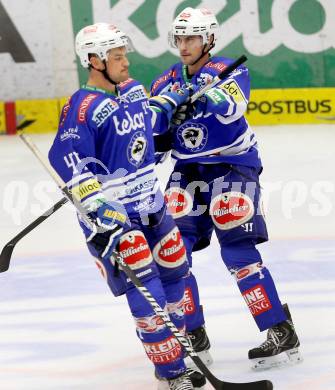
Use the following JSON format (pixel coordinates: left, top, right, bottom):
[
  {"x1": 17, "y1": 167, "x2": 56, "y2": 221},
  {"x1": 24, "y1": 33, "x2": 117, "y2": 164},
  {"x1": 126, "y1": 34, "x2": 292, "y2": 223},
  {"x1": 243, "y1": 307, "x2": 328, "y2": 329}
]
[{"x1": 70, "y1": 0, "x2": 335, "y2": 90}]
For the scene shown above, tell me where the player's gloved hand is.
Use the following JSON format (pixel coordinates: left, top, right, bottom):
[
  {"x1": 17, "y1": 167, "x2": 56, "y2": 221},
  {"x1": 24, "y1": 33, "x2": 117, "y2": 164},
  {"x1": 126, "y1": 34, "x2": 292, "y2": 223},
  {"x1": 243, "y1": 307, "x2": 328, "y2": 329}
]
[
  {"x1": 171, "y1": 102, "x2": 195, "y2": 127},
  {"x1": 86, "y1": 199, "x2": 128, "y2": 260},
  {"x1": 149, "y1": 86, "x2": 191, "y2": 121}
]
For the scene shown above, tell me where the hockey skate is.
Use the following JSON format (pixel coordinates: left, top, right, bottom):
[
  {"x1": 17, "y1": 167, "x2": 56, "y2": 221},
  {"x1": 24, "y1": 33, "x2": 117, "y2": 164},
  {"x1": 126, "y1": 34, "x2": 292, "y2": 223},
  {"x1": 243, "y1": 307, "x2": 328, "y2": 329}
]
[
  {"x1": 248, "y1": 304, "x2": 303, "y2": 370},
  {"x1": 186, "y1": 326, "x2": 213, "y2": 367},
  {"x1": 156, "y1": 368, "x2": 205, "y2": 389},
  {"x1": 168, "y1": 372, "x2": 194, "y2": 390}
]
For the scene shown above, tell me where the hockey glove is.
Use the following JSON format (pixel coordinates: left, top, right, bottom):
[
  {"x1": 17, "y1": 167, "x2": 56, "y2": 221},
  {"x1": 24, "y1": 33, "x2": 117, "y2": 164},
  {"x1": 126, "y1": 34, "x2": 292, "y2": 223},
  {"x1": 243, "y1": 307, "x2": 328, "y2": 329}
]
[
  {"x1": 86, "y1": 199, "x2": 128, "y2": 260},
  {"x1": 149, "y1": 87, "x2": 191, "y2": 121},
  {"x1": 171, "y1": 102, "x2": 195, "y2": 127}
]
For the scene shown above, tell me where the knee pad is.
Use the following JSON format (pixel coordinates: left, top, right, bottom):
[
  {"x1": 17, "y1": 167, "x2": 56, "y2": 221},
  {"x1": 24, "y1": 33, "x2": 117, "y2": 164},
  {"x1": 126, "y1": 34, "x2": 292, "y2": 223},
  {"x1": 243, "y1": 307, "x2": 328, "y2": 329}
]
[{"x1": 152, "y1": 226, "x2": 189, "y2": 281}]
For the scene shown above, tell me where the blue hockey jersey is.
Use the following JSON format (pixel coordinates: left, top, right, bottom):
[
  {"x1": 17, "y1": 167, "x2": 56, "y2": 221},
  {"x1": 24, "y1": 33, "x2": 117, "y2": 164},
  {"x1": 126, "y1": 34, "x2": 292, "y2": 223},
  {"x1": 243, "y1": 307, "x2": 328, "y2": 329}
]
[
  {"x1": 49, "y1": 79, "x2": 169, "y2": 220},
  {"x1": 150, "y1": 56, "x2": 262, "y2": 168}
]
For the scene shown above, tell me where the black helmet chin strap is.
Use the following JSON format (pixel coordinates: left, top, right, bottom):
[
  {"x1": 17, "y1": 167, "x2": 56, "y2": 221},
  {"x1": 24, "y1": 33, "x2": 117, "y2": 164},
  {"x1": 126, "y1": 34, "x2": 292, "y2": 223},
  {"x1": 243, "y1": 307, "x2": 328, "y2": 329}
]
[
  {"x1": 189, "y1": 35, "x2": 215, "y2": 66},
  {"x1": 90, "y1": 58, "x2": 117, "y2": 85},
  {"x1": 100, "y1": 60, "x2": 117, "y2": 85}
]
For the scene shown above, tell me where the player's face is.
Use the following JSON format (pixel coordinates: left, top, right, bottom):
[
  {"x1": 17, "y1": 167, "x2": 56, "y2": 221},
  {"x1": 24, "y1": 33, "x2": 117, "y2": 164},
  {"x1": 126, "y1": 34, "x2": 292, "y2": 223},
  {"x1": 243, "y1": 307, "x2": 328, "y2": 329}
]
[
  {"x1": 106, "y1": 47, "x2": 130, "y2": 83},
  {"x1": 175, "y1": 35, "x2": 204, "y2": 65}
]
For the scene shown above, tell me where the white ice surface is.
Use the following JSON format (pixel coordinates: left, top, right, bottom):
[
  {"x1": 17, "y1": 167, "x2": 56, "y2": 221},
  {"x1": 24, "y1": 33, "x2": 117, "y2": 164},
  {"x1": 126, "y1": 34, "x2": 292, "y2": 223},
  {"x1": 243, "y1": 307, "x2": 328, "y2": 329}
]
[{"x1": 1, "y1": 125, "x2": 335, "y2": 389}]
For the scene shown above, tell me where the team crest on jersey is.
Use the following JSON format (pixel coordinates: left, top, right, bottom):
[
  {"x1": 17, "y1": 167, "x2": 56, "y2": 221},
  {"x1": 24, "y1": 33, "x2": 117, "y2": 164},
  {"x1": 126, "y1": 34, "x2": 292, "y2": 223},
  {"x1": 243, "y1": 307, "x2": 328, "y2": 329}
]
[
  {"x1": 164, "y1": 187, "x2": 193, "y2": 219},
  {"x1": 177, "y1": 122, "x2": 208, "y2": 152},
  {"x1": 210, "y1": 191, "x2": 254, "y2": 230},
  {"x1": 127, "y1": 131, "x2": 148, "y2": 166},
  {"x1": 119, "y1": 230, "x2": 153, "y2": 270},
  {"x1": 197, "y1": 73, "x2": 213, "y2": 88},
  {"x1": 153, "y1": 227, "x2": 186, "y2": 268}
]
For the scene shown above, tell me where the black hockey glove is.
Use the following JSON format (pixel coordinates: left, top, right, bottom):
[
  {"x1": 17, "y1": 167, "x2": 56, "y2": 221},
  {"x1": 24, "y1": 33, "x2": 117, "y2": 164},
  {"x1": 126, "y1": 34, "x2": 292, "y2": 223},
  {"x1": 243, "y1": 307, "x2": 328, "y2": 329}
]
[{"x1": 171, "y1": 102, "x2": 195, "y2": 127}]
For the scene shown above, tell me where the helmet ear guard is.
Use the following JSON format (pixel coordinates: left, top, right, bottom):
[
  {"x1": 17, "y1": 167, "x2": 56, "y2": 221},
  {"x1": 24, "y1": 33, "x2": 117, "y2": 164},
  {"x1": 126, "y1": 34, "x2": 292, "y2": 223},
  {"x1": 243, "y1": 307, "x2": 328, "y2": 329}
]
[{"x1": 75, "y1": 23, "x2": 134, "y2": 68}]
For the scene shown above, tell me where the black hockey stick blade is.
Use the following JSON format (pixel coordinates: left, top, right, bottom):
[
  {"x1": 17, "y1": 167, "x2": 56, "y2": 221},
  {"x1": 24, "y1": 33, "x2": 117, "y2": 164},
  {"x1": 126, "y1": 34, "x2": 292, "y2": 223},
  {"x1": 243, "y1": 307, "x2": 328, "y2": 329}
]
[
  {"x1": 0, "y1": 196, "x2": 68, "y2": 273},
  {"x1": 209, "y1": 377, "x2": 273, "y2": 390},
  {"x1": 189, "y1": 354, "x2": 273, "y2": 390},
  {"x1": 16, "y1": 119, "x2": 36, "y2": 131}
]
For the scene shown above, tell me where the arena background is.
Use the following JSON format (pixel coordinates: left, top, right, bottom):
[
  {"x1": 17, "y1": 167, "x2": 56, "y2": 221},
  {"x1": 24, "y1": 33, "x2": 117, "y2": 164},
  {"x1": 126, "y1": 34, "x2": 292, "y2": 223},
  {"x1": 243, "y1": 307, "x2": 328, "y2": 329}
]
[
  {"x1": 1, "y1": 2, "x2": 335, "y2": 389},
  {"x1": 0, "y1": 0, "x2": 334, "y2": 134}
]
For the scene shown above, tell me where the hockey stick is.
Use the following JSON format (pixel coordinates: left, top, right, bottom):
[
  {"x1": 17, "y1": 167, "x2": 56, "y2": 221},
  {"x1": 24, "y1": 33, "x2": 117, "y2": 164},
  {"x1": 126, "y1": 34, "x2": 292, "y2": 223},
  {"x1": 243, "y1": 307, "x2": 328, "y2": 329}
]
[
  {"x1": 0, "y1": 119, "x2": 69, "y2": 273},
  {"x1": 1, "y1": 56, "x2": 248, "y2": 269},
  {"x1": 18, "y1": 133, "x2": 273, "y2": 390},
  {"x1": 0, "y1": 196, "x2": 68, "y2": 273},
  {"x1": 190, "y1": 54, "x2": 247, "y2": 103}
]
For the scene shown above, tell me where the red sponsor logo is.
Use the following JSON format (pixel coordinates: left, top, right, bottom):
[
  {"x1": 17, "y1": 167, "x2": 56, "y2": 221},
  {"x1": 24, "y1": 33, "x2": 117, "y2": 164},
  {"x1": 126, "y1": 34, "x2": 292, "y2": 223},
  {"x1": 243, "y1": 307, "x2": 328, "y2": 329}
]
[
  {"x1": 83, "y1": 25, "x2": 98, "y2": 34},
  {"x1": 119, "y1": 231, "x2": 153, "y2": 270},
  {"x1": 136, "y1": 315, "x2": 165, "y2": 333},
  {"x1": 153, "y1": 227, "x2": 186, "y2": 268},
  {"x1": 179, "y1": 12, "x2": 191, "y2": 18},
  {"x1": 60, "y1": 98, "x2": 71, "y2": 127},
  {"x1": 184, "y1": 287, "x2": 195, "y2": 315},
  {"x1": 236, "y1": 268, "x2": 250, "y2": 280},
  {"x1": 95, "y1": 259, "x2": 107, "y2": 280},
  {"x1": 151, "y1": 70, "x2": 177, "y2": 93},
  {"x1": 143, "y1": 335, "x2": 182, "y2": 364},
  {"x1": 118, "y1": 78, "x2": 134, "y2": 89},
  {"x1": 78, "y1": 93, "x2": 97, "y2": 123},
  {"x1": 242, "y1": 285, "x2": 272, "y2": 316},
  {"x1": 210, "y1": 192, "x2": 254, "y2": 230},
  {"x1": 205, "y1": 62, "x2": 227, "y2": 73},
  {"x1": 165, "y1": 187, "x2": 192, "y2": 218}
]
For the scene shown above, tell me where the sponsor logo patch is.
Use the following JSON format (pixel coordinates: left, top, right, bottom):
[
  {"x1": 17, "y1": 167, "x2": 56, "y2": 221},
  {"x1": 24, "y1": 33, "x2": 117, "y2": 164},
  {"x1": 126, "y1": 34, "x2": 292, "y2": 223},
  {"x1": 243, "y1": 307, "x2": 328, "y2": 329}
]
[
  {"x1": 125, "y1": 85, "x2": 147, "y2": 103},
  {"x1": 204, "y1": 61, "x2": 227, "y2": 73},
  {"x1": 219, "y1": 80, "x2": 247, "y2": 104},
  {"x1": 78, "y1": 93, "x2": 97, "y2": 123},
  {"x1": 184, "y1": 287, "x2": 195, "y2": 315},
  {"x1": 119, "y1": 231, "x2": 153, "y2": 270},
  {"x1": 60, "y1": 99, "x2": 71, "y2": 127},
  {"x1": 210, "y1": 191, "x2": 254, "y2": 230},
  {"x1": 177, "y1": 122, "x2": 208, "y2": 152},
  {"x1": 205, "y1": 88, "x2": 227, "y2": 104},
  {"x1": 92, "y1": 98, "x2": 119, "y2": 127},
  {"x1": 135, "y1": 314, "x2": 166, "y2": 333},
  {"x1": 153, "y1": 227, "x2": 186, "y2": 268},
  {"x1": 127, "y1": 131, "x2": 148, "y2": 166},
  {"x1": 151, "y1": 70, "x2": 177, "y2": 93},
  {"x1": 60, "y1": 126, "x2": 80, "y2": 142},
  {"x1": 167, "y1": 298, "x2": 185, "y2": 320},
  {"x1": 71, "y1": 178, "x2": 101, "y2": 200},
  {"x1": 143, "y1": 335, "x2": 182, "y2": 364},
  {"x1": 243, "y1": 285, "x2": 272, "y2": 316},
  {"x1": 164, "y1": 187, "x2": 193, "y2": 218}
]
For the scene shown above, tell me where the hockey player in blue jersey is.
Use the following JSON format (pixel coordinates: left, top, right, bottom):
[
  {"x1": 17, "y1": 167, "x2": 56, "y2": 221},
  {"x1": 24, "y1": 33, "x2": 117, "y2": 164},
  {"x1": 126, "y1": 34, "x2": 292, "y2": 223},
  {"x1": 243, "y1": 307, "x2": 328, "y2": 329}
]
[
  {"x1": 48, "y1": 23, "x2": 206, "y2": 390},
  {"x1": 151, "y1": 7, "x2": 302, "y2": 370}
]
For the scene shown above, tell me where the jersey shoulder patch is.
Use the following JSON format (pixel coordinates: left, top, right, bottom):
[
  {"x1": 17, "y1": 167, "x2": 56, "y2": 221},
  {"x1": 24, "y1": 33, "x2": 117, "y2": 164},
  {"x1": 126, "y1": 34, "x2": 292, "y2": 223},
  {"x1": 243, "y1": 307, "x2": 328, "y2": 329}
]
[{"x1": 151, "y1": 65, "x2": 179, "y2": 94}]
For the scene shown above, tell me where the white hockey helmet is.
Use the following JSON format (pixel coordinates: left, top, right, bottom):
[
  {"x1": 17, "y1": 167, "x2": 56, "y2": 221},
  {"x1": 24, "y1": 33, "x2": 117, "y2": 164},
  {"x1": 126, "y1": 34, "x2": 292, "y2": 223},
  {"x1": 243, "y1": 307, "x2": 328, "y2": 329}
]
[
  {"x1": 75, "y1": 23, "x2": 134, "y2": 68},
  {"x1": 169, "y1": 7, "x2": 218, "y2": 48}
]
